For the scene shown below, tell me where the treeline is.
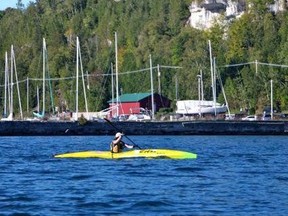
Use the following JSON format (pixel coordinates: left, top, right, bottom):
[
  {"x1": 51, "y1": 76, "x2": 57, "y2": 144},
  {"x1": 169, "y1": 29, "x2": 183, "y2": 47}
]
[{"x1": 0, "y1": 0, "x2": 288, "y2": 117}]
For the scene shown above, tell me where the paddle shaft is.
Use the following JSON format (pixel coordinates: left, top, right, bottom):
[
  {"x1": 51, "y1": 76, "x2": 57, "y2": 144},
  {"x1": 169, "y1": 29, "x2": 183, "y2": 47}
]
[{"x1": 104, "y1": 118, "x2": 141, "y2": 149}]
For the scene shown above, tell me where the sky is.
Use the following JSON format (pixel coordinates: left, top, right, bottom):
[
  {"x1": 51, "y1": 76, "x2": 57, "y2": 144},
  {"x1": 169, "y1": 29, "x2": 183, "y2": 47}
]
[{"x1": 0, "y1": 0, "x2": 35, "y2": 10}]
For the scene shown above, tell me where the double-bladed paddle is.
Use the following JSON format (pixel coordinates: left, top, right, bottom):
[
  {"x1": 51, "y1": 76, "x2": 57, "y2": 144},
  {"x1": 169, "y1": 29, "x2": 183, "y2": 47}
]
[{"x1": 104, "y1": 118, "x2": 142, "y2": 149}]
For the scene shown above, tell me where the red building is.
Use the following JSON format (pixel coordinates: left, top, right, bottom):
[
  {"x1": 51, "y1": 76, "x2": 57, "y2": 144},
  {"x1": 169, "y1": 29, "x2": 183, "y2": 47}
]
[{"x1": 108, "y1": 92, "x2": 171, "y2": 117}]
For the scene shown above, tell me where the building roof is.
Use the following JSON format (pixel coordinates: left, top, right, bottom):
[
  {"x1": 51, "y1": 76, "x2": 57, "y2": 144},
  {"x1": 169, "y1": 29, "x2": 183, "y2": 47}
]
[{"x1": 108, "y1": 93, "x2": 152, "y2": 103}]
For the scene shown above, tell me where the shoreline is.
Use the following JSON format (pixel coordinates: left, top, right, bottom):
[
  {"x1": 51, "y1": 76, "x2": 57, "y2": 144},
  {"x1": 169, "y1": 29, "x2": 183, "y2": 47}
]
[{"x1": 0, "y1": 120, "x2": 287, "y2": 136}]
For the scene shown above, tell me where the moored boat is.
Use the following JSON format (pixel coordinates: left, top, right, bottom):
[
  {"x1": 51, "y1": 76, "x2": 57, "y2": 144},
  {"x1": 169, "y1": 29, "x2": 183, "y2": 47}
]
[{"x1": 176, "y1": 100, "x2": 227, "y2": 115}]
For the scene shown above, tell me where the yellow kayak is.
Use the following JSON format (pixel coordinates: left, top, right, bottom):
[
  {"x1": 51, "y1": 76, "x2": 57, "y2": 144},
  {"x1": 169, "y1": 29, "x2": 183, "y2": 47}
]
[{"x1": 54, "y1": 149, "x2": 197, "y2": 159}]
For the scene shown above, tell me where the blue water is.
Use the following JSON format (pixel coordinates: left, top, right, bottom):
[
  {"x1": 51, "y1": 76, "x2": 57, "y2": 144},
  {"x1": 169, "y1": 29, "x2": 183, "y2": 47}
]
[{"x1": 0, "y1": 135, "x2": 288, "y2": 215}]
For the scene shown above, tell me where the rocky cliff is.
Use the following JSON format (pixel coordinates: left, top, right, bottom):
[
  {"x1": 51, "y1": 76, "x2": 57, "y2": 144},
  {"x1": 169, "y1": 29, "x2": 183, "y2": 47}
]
[{"x1": 187, "y1": 0, "x2": 286, "y2": 29}]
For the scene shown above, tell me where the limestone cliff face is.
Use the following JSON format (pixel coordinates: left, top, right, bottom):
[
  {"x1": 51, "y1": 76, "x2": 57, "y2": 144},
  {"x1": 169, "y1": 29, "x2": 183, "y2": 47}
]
[{"x1": 187, "y1": 0, "x2": 286, "y2": 30}]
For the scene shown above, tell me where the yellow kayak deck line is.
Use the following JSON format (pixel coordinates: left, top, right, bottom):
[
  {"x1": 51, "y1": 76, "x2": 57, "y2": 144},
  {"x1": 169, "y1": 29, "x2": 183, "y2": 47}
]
[{"x1": 54, "y1": 149, "x2": 197, "y2": 159}]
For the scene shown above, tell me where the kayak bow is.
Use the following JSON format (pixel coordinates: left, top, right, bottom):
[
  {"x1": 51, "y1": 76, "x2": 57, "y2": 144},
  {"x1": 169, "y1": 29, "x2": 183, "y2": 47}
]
[{"x1": 54, "y1": 149, "x2": 197, "y2": 159}]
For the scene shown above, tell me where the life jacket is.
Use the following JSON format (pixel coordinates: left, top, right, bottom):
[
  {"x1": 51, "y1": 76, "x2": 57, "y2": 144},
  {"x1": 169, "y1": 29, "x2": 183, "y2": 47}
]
[{"x1": 110, "y1": 140, "x2": 125, "y2": 153}]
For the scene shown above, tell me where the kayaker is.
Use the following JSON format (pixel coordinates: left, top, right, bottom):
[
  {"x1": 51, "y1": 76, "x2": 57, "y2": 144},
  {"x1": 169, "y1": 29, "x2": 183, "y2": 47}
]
[{"x1": 110, "y1": 132, "x2": 134, "y2": 153}]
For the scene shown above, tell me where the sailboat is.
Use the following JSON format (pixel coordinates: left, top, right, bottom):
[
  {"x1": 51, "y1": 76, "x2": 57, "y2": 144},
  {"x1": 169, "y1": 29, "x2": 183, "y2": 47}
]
[
  {"x1": 1, "y1": 52, "x2": 13, "y2": 121},
  {"x1": 1, "y1": 46, "x2": 23, "y2": 121},
  {"x1": 176, "y1": 100, "x2": 227, "y2": 115},
  {"x1": 176, "y1": 40, "x2": 227, "y2": 116},
  {"x1": 33, "y1": 38, "x2": 55, "y2": 119},
  {"x1": 73, "y1": 36, "x2": 89, "y2": 121}
]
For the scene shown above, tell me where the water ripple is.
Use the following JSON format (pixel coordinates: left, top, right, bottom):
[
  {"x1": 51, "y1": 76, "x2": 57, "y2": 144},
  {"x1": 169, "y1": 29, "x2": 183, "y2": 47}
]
[{"x1": 0, "y1": 135, "x2": 287, "y2": 215}]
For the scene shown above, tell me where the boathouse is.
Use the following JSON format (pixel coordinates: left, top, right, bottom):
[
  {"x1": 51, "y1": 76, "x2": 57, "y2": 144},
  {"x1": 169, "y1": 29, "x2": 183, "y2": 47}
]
[{"x1": 108, "y1": 92, "x2": 171, "y2": 117}]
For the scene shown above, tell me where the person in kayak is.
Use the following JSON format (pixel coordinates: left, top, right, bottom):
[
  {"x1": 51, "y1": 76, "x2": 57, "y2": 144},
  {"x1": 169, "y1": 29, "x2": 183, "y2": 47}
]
[{"x1": 110, "y1": 132, "x2": 134, "y2": 153}]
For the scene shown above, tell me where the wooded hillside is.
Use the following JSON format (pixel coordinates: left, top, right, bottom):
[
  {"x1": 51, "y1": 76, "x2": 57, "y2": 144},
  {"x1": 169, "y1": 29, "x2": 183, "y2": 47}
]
[{"x1": 0, "y1": 0, "x2": 288, "y2": 117}]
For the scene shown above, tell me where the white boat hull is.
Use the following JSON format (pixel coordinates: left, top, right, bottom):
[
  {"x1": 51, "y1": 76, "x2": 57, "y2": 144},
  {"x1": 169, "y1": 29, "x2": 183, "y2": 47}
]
[{"x1": 176, "y1": 100, "x2": 227, "y2": 115}]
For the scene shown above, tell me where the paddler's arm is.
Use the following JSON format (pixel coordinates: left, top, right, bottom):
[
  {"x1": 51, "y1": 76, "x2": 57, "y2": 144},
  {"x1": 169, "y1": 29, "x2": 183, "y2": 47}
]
[
  {"x1": 124, "y1": 143, "x2": 135, "y2": 149},
  {"x1": 112, "y1": 136, "x2": 121, "y2": 145}
]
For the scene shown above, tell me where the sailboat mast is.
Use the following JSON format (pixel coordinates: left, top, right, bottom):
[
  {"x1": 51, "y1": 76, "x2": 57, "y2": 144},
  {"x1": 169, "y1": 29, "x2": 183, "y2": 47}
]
[
  {"x1": 213, "y1": 57, "x2": 217, "y2": 116},
  {"x1": 175, "y1": 75, "x2": 178, "y2": 101},
  {"x1": 75, "y1": 37, "x2": 79, "y2": 120},
  {"x1": 111, "y1": 63, "x2": 114, "y2": 117},
  {"x1": 78, "y1": 37, "x2": 89, "y2": 114},
  {"x1": 115, "y1": 32, "x2": 119, "y2": 117},
  {"x1": 157, "y1": 64, "x2": 161, "y2": 94},
  {"x1": 10, "y1": 45, "x2": 14, "y2": 118},
  {"x1": 197, "y1": 73, "x2": 201, "y2": 116},
  {"x1": 149, "y1": 54, "x2": 155, "y2": 120},
  {"x1": 37, "y1": 85, "x2": 39, "y2": 113},
  {"x1": 209, "y1": 40, "x2": 216, "y2": 116},
  {"x1": 9, "y1": 45, "x2": 23, "y2": 119},
  {"x1": 200, "y1": 69, "x2": 204, "y2": 101},
  {"x1": 208, "y1": 40, "x2": 213, "y2": 95},
  {"x1": 42, "y1": 38, "x2": 47, "y2": 116},
  {"x1": 271, "y1": 79, "x2": 273, "y2": 120},
  {"x1": 14, "y1": 50, "x2": 23, "y2": 119},
  {"x1": 26, "y1": 77, "x2": 29, "y2": 114},
  {"x1": 4, "y1": 52, "x2": 8, "y2": 117}
]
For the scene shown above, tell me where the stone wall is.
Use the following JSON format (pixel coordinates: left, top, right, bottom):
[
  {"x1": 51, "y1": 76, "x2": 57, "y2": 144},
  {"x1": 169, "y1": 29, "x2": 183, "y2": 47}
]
[{"x1": 0, "y1": 120, "x2": 287, "y2": 136}]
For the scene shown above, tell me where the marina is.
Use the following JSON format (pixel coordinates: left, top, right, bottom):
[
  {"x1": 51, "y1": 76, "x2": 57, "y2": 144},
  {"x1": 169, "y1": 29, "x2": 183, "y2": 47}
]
[{"x1": 1, "y1": 1, "x2": 288, "y2": 216}]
